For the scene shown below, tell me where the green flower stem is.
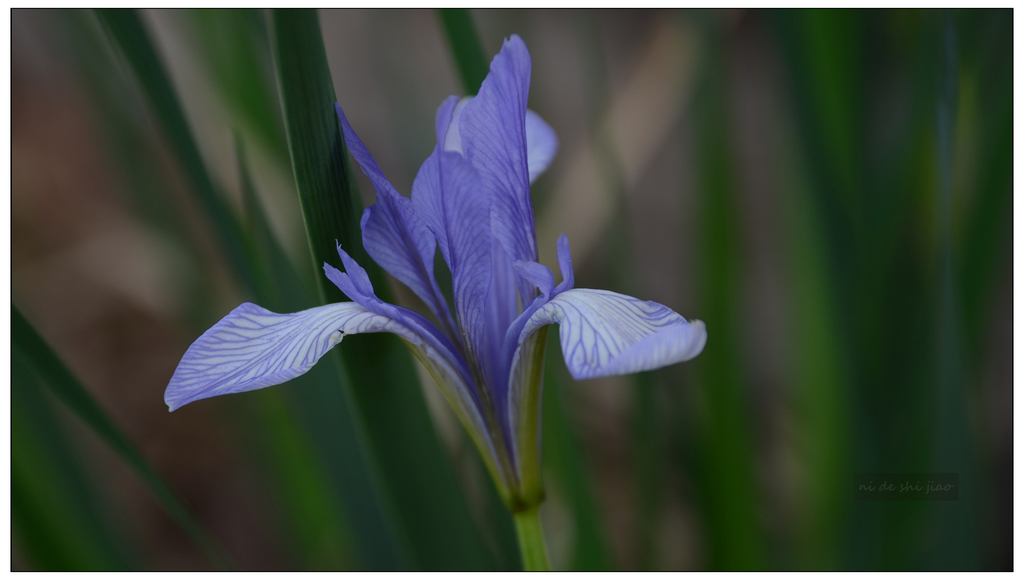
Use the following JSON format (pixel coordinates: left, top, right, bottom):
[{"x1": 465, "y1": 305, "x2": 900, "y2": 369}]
[{"x1": 513, "y1": 506, "x2": 551, "y2": 571}]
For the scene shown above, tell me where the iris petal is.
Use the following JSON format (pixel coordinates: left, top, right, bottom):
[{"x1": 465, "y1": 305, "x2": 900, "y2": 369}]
[
  {"x1": 554, "y1": 233, "x2": 574, "y2": 294},
  {"x1": 444, "y1": 97, "x2": 557, "y2": 184},
  {"x1": 460, "y1": 35, "x2": 538, "y2": 304},
  {"x1": 513, "y1": 260, "x2": 554, "y2": 298},
  {"x1": 515, "y1": 288, "x2": 707, "y2": 381},
  {"x1": 336, "y1": 103, "x2": 455, "y2": 333},
  {"x1": 411, "y1": 130, "x2": 493, "y2": 362},
  {"x1": 525, "y1": 109, "x2": 557, "y2": 183},
  {"x1": 165, "y1": 302, "x2": 409, "y2": 411},
  {"x1": 323, "y1": 246, "x2": 473, "y2": 392}
]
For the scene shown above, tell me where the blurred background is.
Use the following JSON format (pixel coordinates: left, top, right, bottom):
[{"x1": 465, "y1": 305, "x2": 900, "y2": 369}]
[{"x1": 11, "y1": 8, "x2": 1011, "y2": 571}]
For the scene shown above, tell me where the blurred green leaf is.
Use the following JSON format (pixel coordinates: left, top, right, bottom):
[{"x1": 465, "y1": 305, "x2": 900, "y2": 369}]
[
  {"x1": 235, "y1": 136, "x2": 365, "y2": 570},
  {"x1": 60, "y1": 10, "x2": 189, "y2": 245},
  {"x1": 773, "y1": 8, "x2": 1002, "y2": 570},
  {"x1": 955, "y1": 9, "x2": 1012, "y2": 360},
  {"x1": 185, "y1": 9, "x2": 289, "y2": 164},
  {"x1": 926, "y1": 12, "x2": 980, "y2": 570},
  {"x1": 239, "y1": 390, "x2": 362, "y2": 570},
  {"x1": 780, "y1": 147, "x2": 851, "y2": 571},
  {"x1": 95, "y1": 8, "x2": 261, "y2": 294},
  {"x1": 437, "y1": 9, "x2": 489, "y2": 94},
  {"x1": 541, "y1": 344, "x2": 614, "y2": 571},
  {"x1": 951, "y1": 11, "x2": 1011, "y2": 569},
  {"x1": 12, "y1": 353, "x2": 132, "y2": 571},
  {"x1": 54, "y1": 9, "x2": 228, "y2": 337},
  {"x1": 269, "y1": 8, "x2": 497, "y2": 570},
  {"x1": 11, "y1": 305, "x2": 231, "y2": 569},
  {"x1": 690, "y1": 13, "x2": 765, "y2": 570},
  {"x1": 236, "y1": 135, "x2": 314, "y2": 312}
]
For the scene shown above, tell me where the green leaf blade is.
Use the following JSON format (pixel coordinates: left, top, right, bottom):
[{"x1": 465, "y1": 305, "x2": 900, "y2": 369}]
[
  {"x1": 94, "y1": 8, "x2": 261, "y2": 295},
  {"x1": 437, "y1": 9, "x2": 489, "y2": 95},
  {"x1": 269, "y1": 8, "x2": 497, "y2": 570},
  {"x1": 12, "y1": 305, "x2": 232, "y2": 569}
]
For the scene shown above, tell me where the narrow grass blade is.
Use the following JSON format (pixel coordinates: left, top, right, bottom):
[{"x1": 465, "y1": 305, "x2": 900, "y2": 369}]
[
  {"x1": 269, "y1": 8, "x2": 495, "y2": 570},
  {"x1": 185, "y1": 9, "x2": 289, "y2": 164},
  {"x1": 779, "y1": 147, "x2": 850, "y2": 571},
  {"x1": 690, "y1": 14, "x2": 764, "y2": 570},
  {"x1": 12, "y1": 305, "x2": 232, "y2": 570},
  {"x1": 235, "y1": 136, "x2": 373, "y2": 570},
  {"x1": 12, "y1": 353, "x2": 132, "y2": 571},
  {"x1": 437, "y1": 9, "x2": 489, "y2": 94},
  {"x1": 951, "y1": 11, "x2": 1012, "y2": 569},
  {"x1": 771, "y1": 9, "x2": 996, "y2": 569},
  {"x1": 955, "y1": 9, "x2": 1012, "y2": 357},
  {"x1": 541, "y1": 341, "x2": 614, "y2": 571},
  {"x1": 236, "y1": 135, "x2": 313, "y2": 312},
  {"x1": 94, "y1": 8, "x2": 261, "y2": 294}
]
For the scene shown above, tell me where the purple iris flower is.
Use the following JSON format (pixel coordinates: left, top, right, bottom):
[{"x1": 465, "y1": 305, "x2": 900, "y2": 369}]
[{"x1": 165, "y1": 35, "x2": 706, "y2": 508}]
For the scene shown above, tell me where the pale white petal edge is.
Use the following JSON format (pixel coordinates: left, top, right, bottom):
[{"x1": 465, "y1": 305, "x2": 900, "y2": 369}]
[{"x1": 525, "y1": 109, "x2": 557, "y2": 183}]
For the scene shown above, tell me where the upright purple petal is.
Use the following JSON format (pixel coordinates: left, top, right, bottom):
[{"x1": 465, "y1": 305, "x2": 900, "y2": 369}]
[
  {"x1": 445, "y1": 97, "x2": 557, "y2": 184},
  {"x1": 332, "y1": 241, "x2": 375, "y2": 299},
  {"x1": 482, "y1": 237, "x2": 521, "y2": 391},
  {"x1": 459, "y1": 35, "x2": 538, "y2": 304},
  {"x1": 414, "y1": 99, "x2": 521, "y2": 400},
  {"x1": 411, "y1": 144, "x2": 492, "y2": 358},
  {"x1": 414, "y1": 96, "x2": 461, "y2": 265},
  {"x1": 336, "y1": 103, "x2": 456, "y2": 335},
  {"x1": 554, "y1": 233, "x2": 575, "y2": 294},
  {"x1": 321, "y1": 244, "x2": 512, "y2": 492}
]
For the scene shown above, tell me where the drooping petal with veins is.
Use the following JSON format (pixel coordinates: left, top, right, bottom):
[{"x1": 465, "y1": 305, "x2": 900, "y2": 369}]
[
  {"x1": 514, "y1": 288, "x2": 707, "y2": 381},
  {"x1": 166, "y1": 302, "x2": 413, "y2": 411}
]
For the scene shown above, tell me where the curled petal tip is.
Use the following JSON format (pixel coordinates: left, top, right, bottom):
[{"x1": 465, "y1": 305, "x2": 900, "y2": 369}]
[{"x1": 685, "y1": 319, "x2": 708, "y2": 359}]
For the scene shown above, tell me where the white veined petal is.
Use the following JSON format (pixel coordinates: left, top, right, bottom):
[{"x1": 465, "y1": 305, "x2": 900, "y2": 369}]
[
  {"x1": 515, "y1": 288, "x2": 706, "y2": 381},
  {"x1": 164, "y1": 301, "x2": 508, "y2": 492},
  {"x1": 165, "y1": 302, "x2": 413, "y2": 411}
]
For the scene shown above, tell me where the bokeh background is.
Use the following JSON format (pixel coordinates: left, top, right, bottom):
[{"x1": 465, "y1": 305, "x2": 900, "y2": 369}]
[{"x1": 11, "y1": 8, "x2": 1011, "y2": 571}]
